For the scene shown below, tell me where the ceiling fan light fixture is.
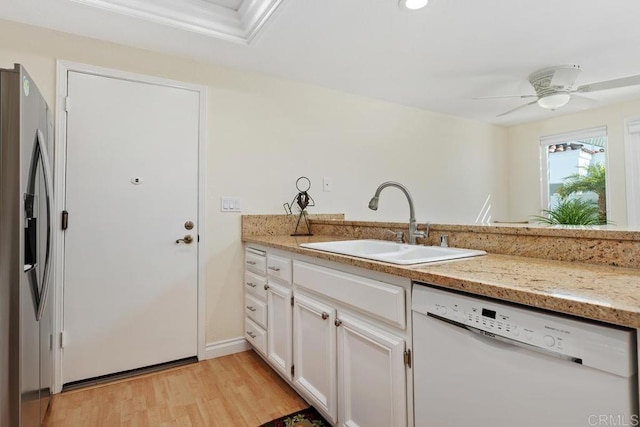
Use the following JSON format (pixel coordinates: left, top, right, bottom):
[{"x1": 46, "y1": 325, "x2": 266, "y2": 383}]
[
  {"x1": 399, "y1": 0, "x2": 429, "y2": 10},
  {"x1": 537, "y1": 93, "x2": 571, "y2": 110}
]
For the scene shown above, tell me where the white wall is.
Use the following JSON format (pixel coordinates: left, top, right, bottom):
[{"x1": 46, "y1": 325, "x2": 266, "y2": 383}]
[{"x1": 0, "y1": 19, "x2": 508, "y2": 344}]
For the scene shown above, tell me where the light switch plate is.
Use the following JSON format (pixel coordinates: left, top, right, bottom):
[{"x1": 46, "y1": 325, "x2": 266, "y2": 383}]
[{"x1": 221, "y1": 197, "x2": 241, "y2": 212}]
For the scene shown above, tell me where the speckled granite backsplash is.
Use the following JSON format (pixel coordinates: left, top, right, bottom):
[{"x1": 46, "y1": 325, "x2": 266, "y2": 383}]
[
  {"x1": 243, "y1": 215, "x2": 640, "y2": 269},
  {"x1": 241, "y1": 214, "x2": 344, "y2": 238}
]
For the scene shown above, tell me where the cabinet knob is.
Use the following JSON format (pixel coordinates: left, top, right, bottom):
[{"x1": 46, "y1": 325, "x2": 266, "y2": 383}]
[
  {"x1": 321, "y1": 312, "x2": 329, "y2": 320},
  {"x1": 334, "y1": 319, "x2": 342, "y2": 327},
  {"x1": 264, "y1": 284, "x2": 270, "y2": 291}
]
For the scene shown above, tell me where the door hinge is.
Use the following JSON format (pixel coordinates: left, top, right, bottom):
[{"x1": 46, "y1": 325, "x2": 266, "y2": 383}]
[
  {"x1": 197, "y1": 235, "x2": 200, "y2": 242},
  {"x1": 65, "y1": 96, "x2": 71, "y2": 112},
  {"x1": 404, "y1": 349, "x2": 412, "y2": 368},
  {"x1": 61, "y1": 210, "x2": 69, "y2": 230},
  {"x1": 291, "y1": 364, "x2": 295, "y2": 376},
  {"x1": 290, "y1": 296, "x2": 294, "y2": 307},
  {"x1": 60, "y1": 331, "x2": 67, "y2": 349}
]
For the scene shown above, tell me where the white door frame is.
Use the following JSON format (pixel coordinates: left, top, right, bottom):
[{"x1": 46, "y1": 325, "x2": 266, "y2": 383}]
[
  {"x1": 624, "y1": 118, "x2": 640, "y2": 227},
  {"x1": 53, "y1": 60, "x2": 207, "y2": 393}
]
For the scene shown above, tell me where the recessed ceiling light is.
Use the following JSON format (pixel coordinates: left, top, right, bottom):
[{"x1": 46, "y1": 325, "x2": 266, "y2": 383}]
[{"x1": 399, "y1": 0, "x2": 429, "y2": 10}]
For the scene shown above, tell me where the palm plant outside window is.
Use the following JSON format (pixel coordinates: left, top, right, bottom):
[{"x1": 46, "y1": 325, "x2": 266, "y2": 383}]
[{"x1": 538, "y1": 133, "x2": 608, "y2": 225}]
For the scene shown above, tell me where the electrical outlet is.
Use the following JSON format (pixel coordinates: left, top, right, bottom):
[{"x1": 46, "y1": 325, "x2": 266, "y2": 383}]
[{"x1": 323, "y1": 177, "x2": 333, "y2": 192}]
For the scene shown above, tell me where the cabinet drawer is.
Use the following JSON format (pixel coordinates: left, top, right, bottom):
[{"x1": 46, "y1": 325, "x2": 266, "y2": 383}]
[
  {"x1": 245, "y1": 293, "x2": 267, "y2": 328},
  {"x1": 294, "y1": 261, "x2": 406, "y2": 329},
  {"x1": 245, "y1": 318, "x2": 266, "y2": 355},
  {"x1": 245, "y1": 271, "x2": 268, "y2": 299},
  {"x1": 267, "y1": 253, "x2": 292, "y2": 284},
  {"x1": 245, "y1": 249, "x2": 266, "y2": 275}
]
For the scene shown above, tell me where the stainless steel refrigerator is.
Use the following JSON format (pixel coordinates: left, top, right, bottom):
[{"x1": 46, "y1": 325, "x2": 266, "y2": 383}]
[{"x1": 0, "y1": 64, "x2": 54, "y2": 427}]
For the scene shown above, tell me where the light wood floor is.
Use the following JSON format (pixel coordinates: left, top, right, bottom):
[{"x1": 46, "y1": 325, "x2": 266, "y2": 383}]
[{"x1": 44, "y1": 350, "x2": 308, "y2": 427}]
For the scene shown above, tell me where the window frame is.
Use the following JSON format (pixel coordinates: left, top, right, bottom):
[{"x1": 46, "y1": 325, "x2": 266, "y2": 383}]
[{"x1": 539, "y1": 126, "x2": 608, "y2": 217}]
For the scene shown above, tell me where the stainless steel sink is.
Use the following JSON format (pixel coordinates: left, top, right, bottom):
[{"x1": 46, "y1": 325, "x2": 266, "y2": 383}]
[{"x1": 299, "y1": 240, "x2": 486, "y2": 265}]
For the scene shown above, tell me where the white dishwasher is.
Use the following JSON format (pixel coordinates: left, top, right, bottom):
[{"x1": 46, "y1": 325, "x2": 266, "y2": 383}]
[{"x1": 412, "y1": 283, "x2": 638, "y2": 427}]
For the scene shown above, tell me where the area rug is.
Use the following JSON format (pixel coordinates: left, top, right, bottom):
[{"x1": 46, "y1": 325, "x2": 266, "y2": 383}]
[{"x1": 259, "y1": 406, "x2": 329, "y2": 427}]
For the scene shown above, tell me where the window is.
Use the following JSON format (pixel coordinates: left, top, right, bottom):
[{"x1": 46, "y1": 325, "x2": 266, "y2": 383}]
[{"x1": 539, "y1": 126, "x2": 608, "y2": 223}]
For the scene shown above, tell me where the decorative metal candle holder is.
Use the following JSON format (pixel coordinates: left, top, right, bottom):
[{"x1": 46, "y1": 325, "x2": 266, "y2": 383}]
[{"x1": 283, "y1": 176, "x2": 315, "y2": 236}]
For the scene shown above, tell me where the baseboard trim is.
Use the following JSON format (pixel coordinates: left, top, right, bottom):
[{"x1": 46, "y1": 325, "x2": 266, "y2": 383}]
[{"x1": 204, "y1": 337, "x2": 251, "y2": 359}]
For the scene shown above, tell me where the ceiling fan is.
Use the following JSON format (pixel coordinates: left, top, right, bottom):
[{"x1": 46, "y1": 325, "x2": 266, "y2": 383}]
[{"x1": 475, "y1": 65, "x2": 640, "y2": 117}]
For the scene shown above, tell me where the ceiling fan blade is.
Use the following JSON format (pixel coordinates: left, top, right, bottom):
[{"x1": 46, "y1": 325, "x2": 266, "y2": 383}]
[
  {"x1": 496, "y1": 100, "x2": 538, "y2": 117},
  {"x1": 576, "y1": 74, "x2": 640, "y2": 93},
  {"x1": 473, "y1": 94, "x2": 537, "y2": 100},
  {"x1": 569, "y1": 94, "x2": 598, "y2": 110}
]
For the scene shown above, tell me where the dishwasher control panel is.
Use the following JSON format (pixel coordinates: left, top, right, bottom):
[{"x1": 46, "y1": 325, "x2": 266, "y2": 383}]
[
  {"x1": 412, "y1": 283, "x2": 636, "y2": 377},
  {"x1": 426, "y1": 287, "x2": 577, "y2": 355}
]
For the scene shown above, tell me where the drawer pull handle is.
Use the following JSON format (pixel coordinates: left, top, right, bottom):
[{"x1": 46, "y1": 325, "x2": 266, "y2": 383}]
[
  {"x1": 334, "y1": 319, "x2": 342, "y2": 327},
  {"x1": 247, "y1": 282, "x2": 256, "y2": 287},
  {"x1": 246, "y1": 305, "x2": 256, "y2": 312},
  {"x1": 321, "y1": 312, "x2": 329, "y2": 320},
  {"x1": 264, "y1": 284, "x2": 270, "y2": 291},
  {"x1": 246, "y1": 260, "x2": 256, "y2": 265},
  {"x1": 268, "y1": 266, "x2": 281, "y2": 272},
  {"x1": 247, "y1": 331, "x2": 256, "y2": 338}
]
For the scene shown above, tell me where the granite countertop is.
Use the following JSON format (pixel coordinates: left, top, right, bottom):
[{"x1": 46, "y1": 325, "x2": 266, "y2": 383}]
[{"x1": 243, "y1": 234, "x2": 640, "y2": 329}]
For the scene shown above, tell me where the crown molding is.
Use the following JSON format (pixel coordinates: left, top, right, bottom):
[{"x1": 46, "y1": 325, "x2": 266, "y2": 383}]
[{"x1": 68, "y1": 0, "x2": 282, "y2": 44}]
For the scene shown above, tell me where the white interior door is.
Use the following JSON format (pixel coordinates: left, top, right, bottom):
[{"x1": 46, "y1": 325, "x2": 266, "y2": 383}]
[{"x1": 62, "y1": 71, "x2": 200, "y2": 384}]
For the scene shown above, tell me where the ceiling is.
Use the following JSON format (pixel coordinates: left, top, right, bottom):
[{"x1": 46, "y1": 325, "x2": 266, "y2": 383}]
[{"x1": 2, "y1": 0, "x2": 640, "y2": 126}]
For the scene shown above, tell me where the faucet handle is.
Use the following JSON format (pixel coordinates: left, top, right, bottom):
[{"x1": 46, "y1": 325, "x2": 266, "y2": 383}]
[
  {"x1": 412, "y1": 222, "x2": 430, "y2": 241},
  {"x1": 385, "y1": 230, "x2": 404, "y2": 243}
]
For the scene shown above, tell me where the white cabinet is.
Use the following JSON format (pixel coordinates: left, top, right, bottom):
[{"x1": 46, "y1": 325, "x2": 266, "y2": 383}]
[
  {"x1": 245, "y1": 293, "x2": 267, "y2": 328},
  {"x1": 245, "y1": 318, "x2": 267, "y2": 355},
  {"x1": 293, "y1": 292, "x2": 337, "y2": 422},
  {"x1": 293, "y1": 261, "x2": 409, "y2": 427},
  {"x1": 337, "y1": 314, "x2": 406, "y2": 427},
  {"x1": 243, "y1": 249, "x2": 412, "y2": 427},
  {"x1": 266, "y1": 280, "x2": 293, "y2": 381},
  {"x1": 244, "y1": 247, "x2": 295, "y2": 371},
  {"x1": 244, "y1": 248, "x2": 267, "y2": 355},
  {"x1": 261, "y1": 251, "x2": 294, "y2": 381}
]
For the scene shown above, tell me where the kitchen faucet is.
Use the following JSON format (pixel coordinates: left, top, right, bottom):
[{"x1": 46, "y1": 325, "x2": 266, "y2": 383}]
[{"x1": 368, "y1": 181, "x2": 427, "y2": 245}]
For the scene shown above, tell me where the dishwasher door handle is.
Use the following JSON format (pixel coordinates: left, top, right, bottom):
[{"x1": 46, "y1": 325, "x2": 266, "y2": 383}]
[{"x1": 426, "y1": 312, "x2": 583, "y2": 365}]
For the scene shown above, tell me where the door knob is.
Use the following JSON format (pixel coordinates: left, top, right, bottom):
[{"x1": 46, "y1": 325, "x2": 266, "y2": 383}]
[{"x1": 176, "y1": 235, "x2": 194, "y2": 244}]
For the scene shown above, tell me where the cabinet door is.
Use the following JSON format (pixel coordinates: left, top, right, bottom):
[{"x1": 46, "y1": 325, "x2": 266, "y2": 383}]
[
  {"x1": 337, "y1": 314, "x2": 406, "y2": 427},
  {"x1": 266, "y1": 281, "x2": 292, "y2": 381},
  {"x1": 293, "y1": 293, "x2": 337, "y2": 423}
]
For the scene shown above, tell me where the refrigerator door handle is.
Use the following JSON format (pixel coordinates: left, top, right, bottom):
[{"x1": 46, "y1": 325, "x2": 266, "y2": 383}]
[{"x1": 35, "y1": 128, "x2": 54, "y2": 321}]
